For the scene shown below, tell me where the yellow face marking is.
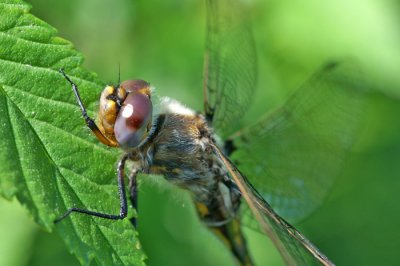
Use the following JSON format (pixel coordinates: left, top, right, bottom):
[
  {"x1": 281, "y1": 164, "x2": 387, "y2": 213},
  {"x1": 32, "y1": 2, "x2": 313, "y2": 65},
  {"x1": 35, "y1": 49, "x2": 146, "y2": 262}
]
[
  {"x1": 96, "y1": 83, "x2": 132, "y2": 143},
  {"x1": 104, "y1": 101, "x2": 117, "y2": 120},
  {"x1": 105, "y1": 99, "x2": 116, "y2": 110},
  {"x1": 105, "y1": 85, "x2": 114, "y2": 94},
  {"x1": 117, "y1": 87, "x2": 127, "y2": 100}
]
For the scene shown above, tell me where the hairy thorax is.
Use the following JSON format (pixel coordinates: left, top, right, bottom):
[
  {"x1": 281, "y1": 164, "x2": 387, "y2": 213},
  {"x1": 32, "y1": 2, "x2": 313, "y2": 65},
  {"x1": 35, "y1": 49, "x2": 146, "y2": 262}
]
[
  {"x1": 152, "y1": 113, "x2": 225, "y2": 201},
  {"x1": 136, "y1": 98, "x2": 226, "y2": 204},
  {"x1": 131, "y1": 98, "x2": 240, "y2": 226}
]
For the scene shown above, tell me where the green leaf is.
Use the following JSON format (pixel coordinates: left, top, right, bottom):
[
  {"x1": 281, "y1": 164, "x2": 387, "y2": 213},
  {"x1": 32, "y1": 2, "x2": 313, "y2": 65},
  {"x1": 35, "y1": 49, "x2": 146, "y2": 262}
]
[{"x1": 0, "y1": 0, "x2": 146, "y2": 265}]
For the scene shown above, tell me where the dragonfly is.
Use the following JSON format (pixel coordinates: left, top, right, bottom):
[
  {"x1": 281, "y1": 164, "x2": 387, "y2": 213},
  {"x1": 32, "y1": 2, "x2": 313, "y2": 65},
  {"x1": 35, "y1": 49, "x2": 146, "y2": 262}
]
[{"x1": 55, "y1": 0, "x2": 364, "y2": 265}]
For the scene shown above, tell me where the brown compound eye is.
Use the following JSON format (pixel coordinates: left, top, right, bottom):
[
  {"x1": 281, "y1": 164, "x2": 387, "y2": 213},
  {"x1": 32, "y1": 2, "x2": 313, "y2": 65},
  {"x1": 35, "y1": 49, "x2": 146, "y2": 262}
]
[
  {"x1": 120, "y1": 79, "x2": 151, "y2": 96},
  {"x1": 114, "y1": 92, "x2": 152, "y2": 148}
]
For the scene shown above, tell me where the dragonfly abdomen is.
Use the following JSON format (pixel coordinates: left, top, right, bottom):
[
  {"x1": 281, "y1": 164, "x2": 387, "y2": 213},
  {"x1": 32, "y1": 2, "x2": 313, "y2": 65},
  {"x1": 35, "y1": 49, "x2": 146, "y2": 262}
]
[{"x1": 195, "y1": 180, "x2": 254, "y2": 266}]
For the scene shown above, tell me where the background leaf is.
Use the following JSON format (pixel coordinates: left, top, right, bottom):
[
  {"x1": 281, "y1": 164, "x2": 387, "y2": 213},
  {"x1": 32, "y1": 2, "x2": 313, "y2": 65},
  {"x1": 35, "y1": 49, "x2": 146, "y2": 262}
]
[{"x1": 0, "y1": 0, "x2": 146, "y2": 265}]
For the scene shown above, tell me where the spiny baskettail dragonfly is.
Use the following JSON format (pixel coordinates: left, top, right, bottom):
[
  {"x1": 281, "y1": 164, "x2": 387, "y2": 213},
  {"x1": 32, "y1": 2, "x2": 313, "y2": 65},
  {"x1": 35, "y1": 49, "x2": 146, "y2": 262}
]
[{"x1": 55, "y1": 0, "x2": 364, "y2": 265}]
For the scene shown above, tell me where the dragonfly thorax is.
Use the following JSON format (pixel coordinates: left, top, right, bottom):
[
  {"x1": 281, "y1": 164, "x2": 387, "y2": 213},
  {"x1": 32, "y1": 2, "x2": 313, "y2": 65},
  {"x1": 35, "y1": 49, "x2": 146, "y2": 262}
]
[
  {"x1": 132, "y1": 98, "x2": 219, "y2": 200},
  {"x1": 132, "y1": 98, "x2": 242, "y2": 228}
]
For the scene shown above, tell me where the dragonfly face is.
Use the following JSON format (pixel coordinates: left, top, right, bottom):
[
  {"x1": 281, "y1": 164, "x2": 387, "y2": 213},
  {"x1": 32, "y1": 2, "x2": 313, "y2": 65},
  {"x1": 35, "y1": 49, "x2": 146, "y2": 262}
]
[
  {"x1": 56, "y1": 0, "x2": 365, "y2": 265},
  {"x1": 57, "y1": 76, "x2": 153, "y2": 149},
  {"x1": 96, "y1": 79, "x2": 152, "y2": 148}
]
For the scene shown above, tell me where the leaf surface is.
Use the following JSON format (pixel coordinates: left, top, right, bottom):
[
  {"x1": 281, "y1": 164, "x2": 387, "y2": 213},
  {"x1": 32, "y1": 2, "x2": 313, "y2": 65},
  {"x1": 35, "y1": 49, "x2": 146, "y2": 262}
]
[{"x1": 0, "y1": 1, "x2": 146, "y2": 265}]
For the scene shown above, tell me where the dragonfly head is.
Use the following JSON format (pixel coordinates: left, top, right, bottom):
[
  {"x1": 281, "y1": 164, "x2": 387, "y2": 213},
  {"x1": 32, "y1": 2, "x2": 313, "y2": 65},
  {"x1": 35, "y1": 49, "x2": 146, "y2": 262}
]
[{"x1": 97, "y1": 79, "x2": 153, "y2": 149}]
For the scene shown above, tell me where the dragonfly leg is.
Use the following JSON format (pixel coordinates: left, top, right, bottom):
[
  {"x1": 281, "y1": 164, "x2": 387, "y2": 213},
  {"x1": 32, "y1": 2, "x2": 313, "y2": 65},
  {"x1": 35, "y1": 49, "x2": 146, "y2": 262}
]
[
  {"x1": 59, "y1": 69, "x2": 118, "y2": 147},
  {"x1": 54, "y1": 154, "x2": 129, "y2": 223},
  {"x1": 128, "y1": 169, "x2": 139, "y2": 228}
]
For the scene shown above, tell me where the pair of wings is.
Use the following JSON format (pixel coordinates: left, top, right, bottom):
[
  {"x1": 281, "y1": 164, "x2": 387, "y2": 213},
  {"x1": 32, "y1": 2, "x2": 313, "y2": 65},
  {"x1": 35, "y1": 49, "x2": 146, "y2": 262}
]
[{"x1": 203, "y1": 0, "x2": 364, "y2": 265}]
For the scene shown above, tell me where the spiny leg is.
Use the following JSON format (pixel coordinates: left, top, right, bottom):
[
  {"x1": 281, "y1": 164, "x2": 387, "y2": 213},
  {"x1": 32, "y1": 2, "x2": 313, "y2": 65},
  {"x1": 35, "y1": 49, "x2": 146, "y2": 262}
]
[
  {"x1": 54, "y1": 154, "x2": 129, "y2": 223},
  {"x1": 128, "y1": 169, "x2": 139, "y2": 228},
  {"x1": 59, "y1": 69, "x2": 118, "y2": 147}
]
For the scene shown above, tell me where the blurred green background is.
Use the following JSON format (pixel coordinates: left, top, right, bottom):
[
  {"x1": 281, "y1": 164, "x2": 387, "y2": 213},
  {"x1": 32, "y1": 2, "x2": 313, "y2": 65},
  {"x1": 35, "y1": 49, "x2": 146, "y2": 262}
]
[{"x1": 1, "y1": 0, "x2": 400, "y2": 265}]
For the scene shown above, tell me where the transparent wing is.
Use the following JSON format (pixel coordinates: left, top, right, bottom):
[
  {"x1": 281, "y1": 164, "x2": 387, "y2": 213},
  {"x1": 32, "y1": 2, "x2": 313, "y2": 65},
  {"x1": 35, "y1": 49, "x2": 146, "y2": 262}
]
[
  {"x1": 213, "y1": 145, "x2": 334, "y2": 266},
  {"x1": 229, "y1": 62, "x2": 365, "y2": 223},
  {"x1": 203, "y1": 0, "x2": 257, "y2": 138}
]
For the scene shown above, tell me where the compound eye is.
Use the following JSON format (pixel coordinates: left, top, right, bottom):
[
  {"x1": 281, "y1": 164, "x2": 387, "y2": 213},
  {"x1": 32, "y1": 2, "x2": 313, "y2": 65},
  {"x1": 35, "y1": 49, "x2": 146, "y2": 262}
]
[
  {"x1": 114, "y1": 92, "x2": 152, "y2": 148},
  {"x1": 120, "y1": 79, "x2": 151, "y2": 96}
]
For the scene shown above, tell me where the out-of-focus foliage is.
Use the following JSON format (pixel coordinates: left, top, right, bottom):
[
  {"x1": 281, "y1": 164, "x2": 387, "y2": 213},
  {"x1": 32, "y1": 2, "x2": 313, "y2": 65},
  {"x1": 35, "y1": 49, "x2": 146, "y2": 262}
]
[{"x1": 1, "y1": 0, "x2": 399, "y2": 265}]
